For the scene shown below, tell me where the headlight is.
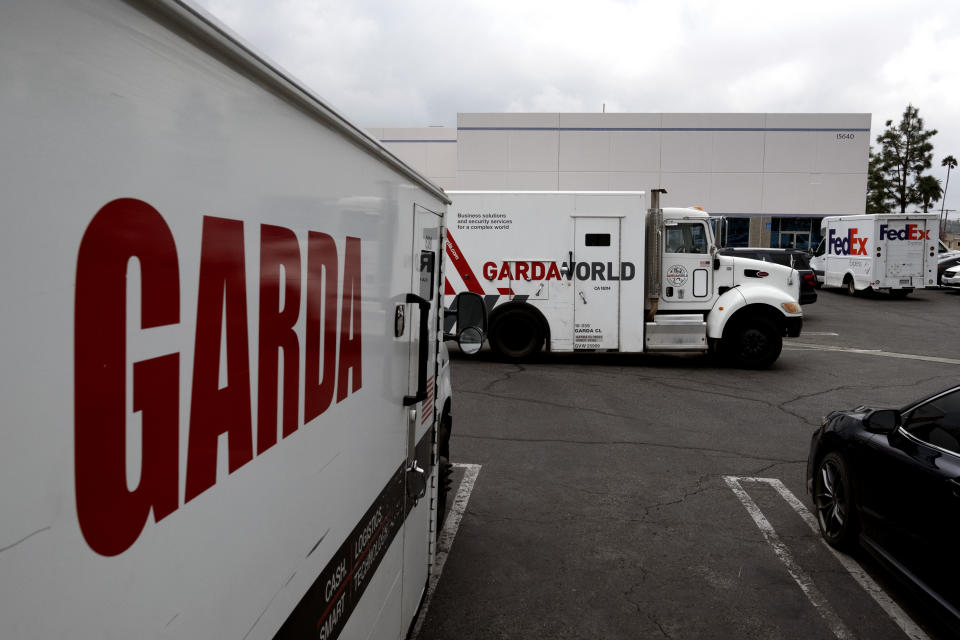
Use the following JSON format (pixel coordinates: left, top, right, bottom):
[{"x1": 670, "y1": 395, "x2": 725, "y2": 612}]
[{"x1": 781, "y1": 302, "x2": 800, "y2": 313}]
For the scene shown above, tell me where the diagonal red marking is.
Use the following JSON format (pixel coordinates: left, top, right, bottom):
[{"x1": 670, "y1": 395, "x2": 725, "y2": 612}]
[{"x1": 445, "y1": 230, "x2": 485, "y2": 295}]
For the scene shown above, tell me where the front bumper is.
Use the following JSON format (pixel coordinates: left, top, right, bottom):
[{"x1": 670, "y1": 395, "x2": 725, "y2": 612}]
[
  {"x1": 943, "y1": 272, "x2": 960, "y2": 288},
  {"x1": 784, "y1": 316, "x2": 803, "y2": 338}
]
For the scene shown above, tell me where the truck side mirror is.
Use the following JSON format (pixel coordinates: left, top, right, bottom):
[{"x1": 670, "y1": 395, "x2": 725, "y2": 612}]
[
  {"x1": 457, "y1": 326, "x2": 484, "y2": 355},
  {"x1": 444, "y1": 292, "x2": 487, "y2": 353}
]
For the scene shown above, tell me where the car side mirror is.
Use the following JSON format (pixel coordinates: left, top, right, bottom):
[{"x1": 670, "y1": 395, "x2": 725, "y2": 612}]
[
  {"x1": 444, "y1": 292, "x2": 487, "y2": 353},
  {"x1": 863, "y1": 409, "x2": 902, "y2": 434}
]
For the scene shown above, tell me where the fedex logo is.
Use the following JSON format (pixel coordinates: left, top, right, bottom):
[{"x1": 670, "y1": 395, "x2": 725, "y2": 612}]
[
  {"x1": 828, "y1": 227, "x2": 868, "y2": 256},
  {"x1": 879, "y1": 223, "x2": 930, "y2": 241}
]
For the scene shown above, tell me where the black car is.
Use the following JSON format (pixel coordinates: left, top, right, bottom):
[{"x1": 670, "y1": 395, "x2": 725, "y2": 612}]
[
  {"x1": 718, "y1": 248, "x2": 818, "y2": 305},
  {"x1": 807, "y1": 385, "x2": 960, "y2": 630}
]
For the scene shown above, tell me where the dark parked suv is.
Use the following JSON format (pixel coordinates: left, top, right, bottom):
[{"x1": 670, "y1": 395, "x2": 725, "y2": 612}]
[{"x1": 718, "y1": 248, "x2": 818, "y2": 305}]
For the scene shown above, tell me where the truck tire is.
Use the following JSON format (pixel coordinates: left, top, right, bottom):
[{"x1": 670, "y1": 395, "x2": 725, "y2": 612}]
[
  {"x1": 723, "y1": 318, "x2": 782, "y2": 369},
  {"x1": 845, "y1": 276, "x2": 857, "y2": 296},
  {"x1": 436, "y1": 408, "x2": 453, "y2": 538},
  {"x1": 489, "y1": 307, "x2": 544, "y2": 360}
]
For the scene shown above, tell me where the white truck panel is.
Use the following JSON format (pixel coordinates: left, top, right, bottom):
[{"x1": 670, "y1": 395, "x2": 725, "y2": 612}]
[
  {"x1": 815, "y1": 214, "x2": 938, "y2": 292},
  {"x1": 446, "y1": 191, "x2": 648, "y2": 352},
  {"x1": 1, "y1": 1, "x2": 446, "y2": 638},
  {"x1": 445, "y1": 191, "x2": 802, "y2": 367}
]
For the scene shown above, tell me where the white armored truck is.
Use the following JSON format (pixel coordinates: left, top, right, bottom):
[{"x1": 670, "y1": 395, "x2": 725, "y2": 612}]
[
  {"x1": 0, "y1": 1, "x2": 485, "y2": 638},
  {"x1": 444, "y1": 190, "x2": 803, "y2": 368}
]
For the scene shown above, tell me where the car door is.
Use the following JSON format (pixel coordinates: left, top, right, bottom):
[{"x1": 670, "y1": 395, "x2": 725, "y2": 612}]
[{"x1": 861, "y1": 388, "x2": 960, "y2": 600}]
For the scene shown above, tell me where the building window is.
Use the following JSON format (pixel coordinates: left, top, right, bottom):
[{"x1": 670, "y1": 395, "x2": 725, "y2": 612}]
[
  {"x1": 726, "y1": 218, "x2": 750, "y2": 247},
  {"x1": 711, "y1": 217, "x2": 750, "y2": 248},
  {"x1": 770, "y1": 217, "x2": 822, "y2": 250}
]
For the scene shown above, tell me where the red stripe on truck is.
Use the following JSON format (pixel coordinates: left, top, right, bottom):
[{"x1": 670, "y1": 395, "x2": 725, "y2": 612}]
[{"x1": 444, "y1": 230, "x2": 485, "y2": 295}]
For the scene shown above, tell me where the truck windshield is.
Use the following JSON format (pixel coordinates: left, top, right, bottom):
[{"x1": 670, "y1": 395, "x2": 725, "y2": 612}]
[{"x1": 665, "y1": 223, "x2": 708, "y2": 254}]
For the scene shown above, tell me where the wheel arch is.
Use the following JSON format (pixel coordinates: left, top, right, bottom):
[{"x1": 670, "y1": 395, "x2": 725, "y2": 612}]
[
  {"x1": 810, "y1": 433, "x2": 866, "y2": 510},
  {"x1": 438, "y1": 397, "x2": 452, "y2": 459},
  {"x1": 722, "y1": 303, "x2": 786, "y2": 338},
  {"x1": 708, "y1": 296, "x2": 792, "y2": 341},
  {"x1": 488, "y1": 301, "x2": 552, "y2": 351}
]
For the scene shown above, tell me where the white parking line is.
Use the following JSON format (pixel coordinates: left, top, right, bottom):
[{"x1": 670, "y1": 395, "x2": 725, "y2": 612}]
[
  {"x1": 724, "y1": 476, "x2": 854, "y2": 639},
  {"x1": 410, "y1": 463, "x2": 482, "y2": 640},
  {"x1": 784, "y1": 342, "x2": 960, "y2": 366},
  {"x1": 725, "y1": 476, "x2": 930, "y2": 640}
]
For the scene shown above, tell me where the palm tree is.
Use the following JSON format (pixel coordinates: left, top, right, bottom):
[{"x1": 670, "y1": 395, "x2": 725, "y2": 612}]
[
  {"x1": 917, "y1": 175, "x2": 943, "y2": 213},
  {"x1": 942, "y1": 155, "x2": 957, "y2": 238}
]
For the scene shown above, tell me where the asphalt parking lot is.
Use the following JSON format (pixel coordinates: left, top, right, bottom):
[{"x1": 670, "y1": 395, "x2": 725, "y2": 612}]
[{"x1": 417, "y1": 286, "x2": 960, "y2": 639}]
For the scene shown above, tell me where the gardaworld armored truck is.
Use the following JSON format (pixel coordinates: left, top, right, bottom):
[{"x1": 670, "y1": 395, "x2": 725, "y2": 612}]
[
  {"x1": 0, "y1": 1, "x2": 484, "y2": 638},
  {"x1": 444, "y1": 190, "x2": 803, "y2": 368}
]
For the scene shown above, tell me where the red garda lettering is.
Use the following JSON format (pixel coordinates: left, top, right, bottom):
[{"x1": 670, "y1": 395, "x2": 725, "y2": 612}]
[
  {"x1": 546, "y1": 263, "x2": 562, "y2": 280},
  {"x1": 257, "y1": 225, "x2": 301, "y2": 454},
  {"x1": 305, "y1": 232, "x2": 339, "y2": 422},
  {"x1": 336, "y1": 237, "x2": 362, "y2": 402},
  {"x1": 482, "y1": 262, "x2": 497, "y2": 280},
  {"x1": 75, "y1": 198, "x2": 180, "y2": 556},
  {"x1": 515, "y1": 262, "x2": 530, "y2": 280},
  {"x1": 185, "y1": 217, "x2": 254, "y2": 503},
  {"x1": 531, "y1": 262, "x2": 545, "y2": 280},
  {"x1": 497, "y1": 263, "x2": 511, "y2": 280}
]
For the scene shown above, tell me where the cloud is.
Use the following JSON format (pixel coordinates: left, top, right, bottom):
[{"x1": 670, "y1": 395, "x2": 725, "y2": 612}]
[{"x1": 191, "y1": 0, "x2": 960, "y2": 213}]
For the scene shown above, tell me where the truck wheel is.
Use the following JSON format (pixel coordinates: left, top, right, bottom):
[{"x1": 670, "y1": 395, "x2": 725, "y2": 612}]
[
  {"x1": 436, "y1": 455, "x2": 453, "y2": 538},
  {"x1": 724, "y1": 318, "x2": 782, "y2": 369},
  {"x1": 436, "y1": 409, "x2": 453, "y2": 538},
  {"x1": 845, "y1": 277, "x2": 857, "y2": 296},
  {"x1": 489, "y1": 308, "x2": 544, "y2": 360}
]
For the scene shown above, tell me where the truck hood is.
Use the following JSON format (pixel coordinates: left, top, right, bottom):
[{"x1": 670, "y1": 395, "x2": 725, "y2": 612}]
[{"x1": 720, "y1": 255, "x2": 800, "y2": 304}]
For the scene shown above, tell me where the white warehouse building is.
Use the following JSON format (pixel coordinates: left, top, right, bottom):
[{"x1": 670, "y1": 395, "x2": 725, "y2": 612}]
[{"x1": 370, "y1": 112, "x2": 871, "y2": 249}]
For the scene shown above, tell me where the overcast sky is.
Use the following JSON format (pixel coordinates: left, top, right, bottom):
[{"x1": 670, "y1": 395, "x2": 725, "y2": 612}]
[{"x1": 193, "y1": 0, "x2": 960, "y2": 216}]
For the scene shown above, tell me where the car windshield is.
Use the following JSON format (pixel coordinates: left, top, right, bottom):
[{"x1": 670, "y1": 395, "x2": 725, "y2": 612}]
[{"x1": 903, "y1": 389, "x2": 960, "y2": 454}]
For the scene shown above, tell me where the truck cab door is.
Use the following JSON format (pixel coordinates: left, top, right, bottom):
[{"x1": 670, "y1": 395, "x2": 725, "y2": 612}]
[
  {"x1": 402, "y1": 204, "x2": 442, "y2": 627},
  {"x1": 658, "y1": 220, "x2": 714, "y2": 311}
]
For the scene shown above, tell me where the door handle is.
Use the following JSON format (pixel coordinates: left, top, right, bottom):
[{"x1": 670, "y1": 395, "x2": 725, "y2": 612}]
[
  {"x1": 403, "y1": 293, "x2": 430, "y2": 407},
  {"x1": 406, "y1": 460, "x2": 427, "y2": 502},
  {"x1": 405, "y1": 408, "x2": 427, "y2": 504},
  {"x1": 578, "y1": 292, "x2": 587, "y2": 304}
]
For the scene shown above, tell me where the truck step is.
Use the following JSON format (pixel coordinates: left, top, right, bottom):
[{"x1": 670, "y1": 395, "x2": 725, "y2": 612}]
[
  {"x1": 645, "y1": 315, "x2": 707, "y2": 351},
  {"x1": 650, "y1": 314, "x2": 705, "y2": 324}
]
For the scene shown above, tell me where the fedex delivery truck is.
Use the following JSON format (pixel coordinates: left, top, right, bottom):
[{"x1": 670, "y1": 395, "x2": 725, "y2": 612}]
[
  {"x1": 810, "y1": 214, "x2": 939, "y2": 297},
  {"x1": 444, "y1": 190, "x2": 803, "y2": 368},
  {"x1": 0, "y1": 0, "x2": 485, "y2": 638}
]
